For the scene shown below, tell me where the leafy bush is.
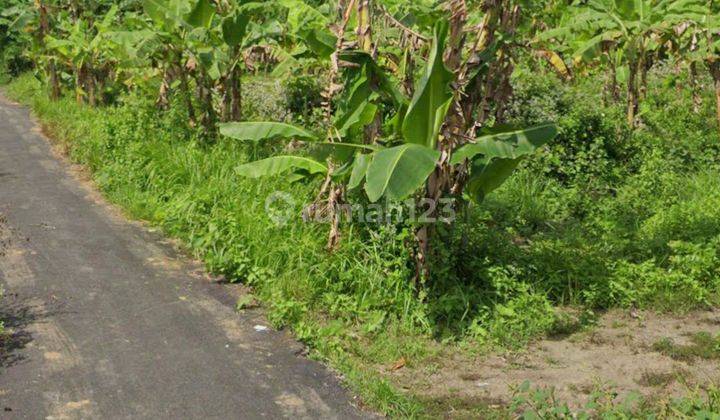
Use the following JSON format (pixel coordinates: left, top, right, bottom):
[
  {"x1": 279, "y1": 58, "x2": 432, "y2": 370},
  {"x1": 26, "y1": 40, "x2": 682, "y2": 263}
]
[{"x1": 282, "y1": 73, "x2": 326, "y2": 125}]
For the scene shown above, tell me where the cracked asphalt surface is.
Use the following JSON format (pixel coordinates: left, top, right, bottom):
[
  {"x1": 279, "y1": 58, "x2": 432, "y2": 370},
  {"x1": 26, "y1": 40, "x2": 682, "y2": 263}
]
[{"x1": 0, "y1": 94, "x2": 368, "y2": 419}]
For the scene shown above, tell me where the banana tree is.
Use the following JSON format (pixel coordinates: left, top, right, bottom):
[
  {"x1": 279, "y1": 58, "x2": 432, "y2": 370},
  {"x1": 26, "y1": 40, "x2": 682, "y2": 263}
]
[
  {"x1": 140, "y1": 0, "x2": 286, "y2": 135},
  {"x1": 3, "y1": 0, "x2": 62, "y2": 99},
  {"x1": 541, "y1": 0, "x2": 707, "y2": 126},
  {"x1": 139, "y1": 0, "x2": 213, "y2": 128},
  {"x1": 683, "y1": 4, "x2": 720, "y2": 130},
  {"x1": 219, "y1": 19, "x2": 557, "y2": 277},
  {"x1": 43, "y1": 4, "x2": 119, "y2": 105}
]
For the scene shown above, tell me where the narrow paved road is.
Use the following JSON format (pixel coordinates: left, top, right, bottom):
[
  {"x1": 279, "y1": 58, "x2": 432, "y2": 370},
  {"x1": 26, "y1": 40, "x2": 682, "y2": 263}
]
[{"x1": 0, "y1": 95, "x2": 368, "y2": 419}]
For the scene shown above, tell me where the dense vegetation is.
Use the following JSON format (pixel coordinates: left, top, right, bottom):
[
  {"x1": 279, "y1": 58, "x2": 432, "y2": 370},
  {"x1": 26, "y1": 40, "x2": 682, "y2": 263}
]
[{"x1": 2, "y1": 0, "x2": 720, "y2": 417}]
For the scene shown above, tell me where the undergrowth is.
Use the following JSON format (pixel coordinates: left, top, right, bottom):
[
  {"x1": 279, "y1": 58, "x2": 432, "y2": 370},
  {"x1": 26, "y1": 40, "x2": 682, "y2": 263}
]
[{"x1": 4, "y1": 64, "x2": 720, "y2": 417}]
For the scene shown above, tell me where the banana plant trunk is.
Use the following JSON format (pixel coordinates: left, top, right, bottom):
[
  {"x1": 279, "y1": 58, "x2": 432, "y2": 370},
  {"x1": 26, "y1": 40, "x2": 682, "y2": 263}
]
[
  {"x1": 605, "y1": 60, "x2": 619, "y2": 105},
  {"x1": 75, "y1": 65, "x2": 84, "y2": 104},
  {"x1": 609, "y1": 52, "x2": 620, "y2": 101},
  {"x1": 48, "y1": 60, "x2": 61, "y2": 100},
  {"x1": 690, "y1": 61, "x2": 701, "y2": 114},
  {"x1": 175, "y1": 52, "x2": 196, "y2": 127},
  {"x1": 230, "y1": 65, "x2": 242, "y2": 121},
  {"x1": 716, "y1": 76, "x2": 720, "y2": 134},
  {"x1": 196, "y1": 70, "x2": 217, "y2": 142},
  {"x1": 709, "y1": 61, "x2": 720, "y2": 133},
  {"x1": 86, "y1": 66, "x2": 97, "y2": 107},
  {"x1": 356, "y1": 0, "x2": 373, "y2": 53},
  {"x1": 639, "y1": 55, "x2": 649, "y2": 101},
  {"x1": 627, "y1": 59, "x2": 639, "y2": 127},
  {"x1": 36, "y1": 0, "x2": 60, "y2": 100},
  {"x1": 221, "y1": 48, "x2": 242, "y2": 122}
]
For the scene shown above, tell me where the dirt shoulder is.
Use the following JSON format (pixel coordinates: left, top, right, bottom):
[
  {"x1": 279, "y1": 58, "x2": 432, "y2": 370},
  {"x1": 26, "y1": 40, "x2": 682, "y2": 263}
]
[{"x1": 386, "y1": 309, "x2": 720, "y2": 415}]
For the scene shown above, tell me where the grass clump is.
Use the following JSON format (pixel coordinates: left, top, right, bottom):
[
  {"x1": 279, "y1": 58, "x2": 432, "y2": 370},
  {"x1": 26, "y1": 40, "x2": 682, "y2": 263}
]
[
  {"x1": 652, "y1": 332, "x2": 720, "y2": 362},
  {"x1": 636, "y1": 370, "x2": 679, "y2": 388}
]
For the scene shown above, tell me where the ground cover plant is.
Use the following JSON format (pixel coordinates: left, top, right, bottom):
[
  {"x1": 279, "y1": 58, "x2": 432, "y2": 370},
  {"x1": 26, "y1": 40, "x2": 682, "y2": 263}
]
[{"x1": 3, "y1": 0, "x2": 720, "y2": 417}]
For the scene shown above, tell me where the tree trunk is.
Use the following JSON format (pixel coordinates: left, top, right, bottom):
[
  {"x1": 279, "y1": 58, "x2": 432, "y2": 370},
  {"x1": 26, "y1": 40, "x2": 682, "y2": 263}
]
[
  {"x1": 36, "y1": 0, "x2": 61, "y2": 100},
  {"x1": 716, "y1": 76, "x2": 720, "y2": 134},
  {"x1": 356, "y1": 0, "x2": 373, "y2": 54},
  {"x1": 196, "y1": 70, "x2": 217, "y2": 142},
  {"x1": 230, "y1": 61, "x2": 242, "y2": 121},
  {"x1": 357, "y1": 0, "x2": 380, "y2": 144},
  {"x1": 639, "y1": 54, "x2": 649, "y2": 101},
  {"x1": 401, "y1": 50, "x2": 415, "y2": 97},
  {"x1": 627, "y1": 59, "x2": 639, "y2": 127},
  {"x1": 690, "y1": 33, "x2": 701, "y2": 114},
  {"x1": 75, "y1": 65, "x2": 84, "y2": 104},
  {"x1": 709, "y1": 61, "x2": 720, "y2": 133},
  {"x1": 690, "y1": 61, "x2": 701, "y2": 114},
  {"x1": 220, "y1": 69, "x2": 241, "y2": 123},
  {"x1": 48, "y1": 60, "x2": 61, "y2": 100},
  {"x1": 85, "y1": 67, "x2": 96, "y2": 107},
  {"x1": 176, "y1": 53, "x2": 196, "y2": 127},
  {"x1": 605, "y1": 58, "x2": 619, "y2": 105},
  {"x1": 157, "y1": 66, "x2": 171, "y2": 109},
  {"x1": 221, "y1": 77, "x2": 231, "y2": 122},
  {"x1": 675, "y1": 59, "x2": 683, "y2": 92},
  {"x1": 609, "y1": 54, "x2": 620, "y2": 101}
]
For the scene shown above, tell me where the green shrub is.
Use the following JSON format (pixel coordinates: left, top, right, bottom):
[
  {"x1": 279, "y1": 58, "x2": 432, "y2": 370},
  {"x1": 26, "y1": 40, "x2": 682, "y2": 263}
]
[{"x1": 282, "y1": 73, "x2": 326, "y2": 125}]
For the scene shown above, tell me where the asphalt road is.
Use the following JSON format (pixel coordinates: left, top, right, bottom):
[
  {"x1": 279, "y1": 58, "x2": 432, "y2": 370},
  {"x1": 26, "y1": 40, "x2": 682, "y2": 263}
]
[{"x1": 0, "y1": 94, "x2": 368, "y2": 419}]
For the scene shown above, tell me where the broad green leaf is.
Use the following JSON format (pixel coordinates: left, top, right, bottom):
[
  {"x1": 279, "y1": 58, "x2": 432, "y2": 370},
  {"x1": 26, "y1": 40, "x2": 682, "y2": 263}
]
[
  {"x1": 219, "y1": 122, "x2": 317, "y2": 142},
  {"x1": 574, "y1": 31, "x2": 622, "y2": 62},
  {"x1": 536, "y1": 26, "x2": 573, "y2": 42},
  {"x1": 142, "y1": 0, "x2": 189, "y2": 29},
  {"x1": 466, "y1": 157, "x2": 522, "y2": 203},
  {"x1": 311, "y1": 142, "x2": 378, "y2": 165},
  {"x1": 616, "y1": 64, "x2": 629, "y2": 84},
  {"x1": 299, "y1": 27, "x2": 336, "y2": 58},
  {"x1": 338, "y1": 51, "x2": 408, "y2": 108},
  {"x1": 222, "y1": 11, "x2": 249, "y2": 47},
  {"x1": 278, "y1": 0, "x2": 328, "y2": 31},
  {"x1": 97, "y1": 5, "x2": 119, "y2": 30},
  {"x1": 270, "y1": 53, "x2": 299, "y2": 76},
  {"x1": 451, "y1": 123, "x2": 557, "y2": 165},
  {"x1": 185, "y1": 0, "x2": 214, "y2": 28},
  {"x1": 318, "y1": 142, "x2": 378, "y2": 152},
  {"x1": 401, "y1": 21, "x2": 453, "y2": 149},
  {"x1": 334, "y1": 76, "x2": 378, "y2": 137},
  {"x1": 143, "y1": 0, "x2": 169, "y2": 27},
  {"x1": 615, "y1": 0, "x2": 640, "y2": 20},
  {"x1": 235, "y1": 156, "x2": 327, "y2": 178},
  {"x1": 365, "y1": 144, "x2": 440, "y2": 202},
  {"x1": 348, "y1": 154, "x2": 370, "y2": 190}
]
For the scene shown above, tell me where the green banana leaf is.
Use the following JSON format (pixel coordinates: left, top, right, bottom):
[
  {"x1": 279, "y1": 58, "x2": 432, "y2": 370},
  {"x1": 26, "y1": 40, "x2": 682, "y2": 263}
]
[
  {"x1": 235, "y1": 156, "x2": 327, "y2": 178},
  {"x1": 219, "y1": 122, "x2": 317, "y2": 142},
  {"x1": 364, "y1": 144, "x2": 439, "y2": 202},
  {"x1": 348, "y1": 154, "x2": 371, "y2": 190},
  {"x1": 185, "y1": 0, "x2": 214, "y2": 28},
  {"x1": 221, "y1": 10, "x2": 249, "y2": 47},
  {"x1": 338, "y1": 51, "x2": 409, "y2": 108},
  {"x1": 401, "y1": 20, "x2": 453, "y2": 149},
  {"x1": 451, "y1": 123, "x2": 557, "y2": 165},
  {"x1": 466, "y1": 157, "x2": 522, "y2": 204}
]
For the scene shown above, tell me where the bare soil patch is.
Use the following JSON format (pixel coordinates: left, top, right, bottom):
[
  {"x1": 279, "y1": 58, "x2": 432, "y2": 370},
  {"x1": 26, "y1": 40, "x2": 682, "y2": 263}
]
[{"x1": 388, "y1": 309, "x2": 720, "y2": 413}]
